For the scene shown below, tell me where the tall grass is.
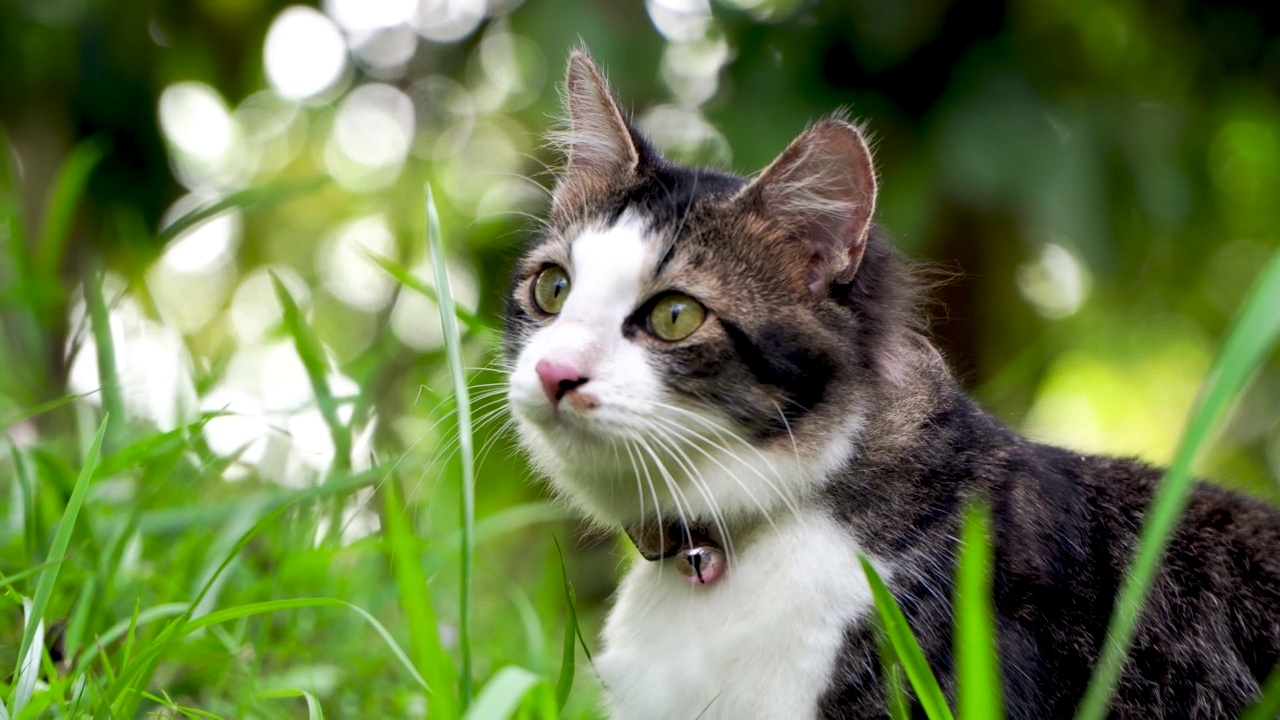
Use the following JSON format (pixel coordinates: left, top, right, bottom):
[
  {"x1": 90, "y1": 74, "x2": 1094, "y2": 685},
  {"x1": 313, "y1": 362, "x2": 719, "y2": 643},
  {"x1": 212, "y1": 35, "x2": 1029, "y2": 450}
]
[{"x1": 0, "y1": 148, "x2": 585, "y2": 718}]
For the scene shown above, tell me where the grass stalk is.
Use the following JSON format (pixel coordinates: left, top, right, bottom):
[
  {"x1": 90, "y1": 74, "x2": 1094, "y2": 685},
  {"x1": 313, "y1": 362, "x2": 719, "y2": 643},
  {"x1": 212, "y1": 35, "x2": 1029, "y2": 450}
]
[
  {"x1": 425, "y1": 184, "x2": 477, "y2": 706},
  {"x1": 83, "y1": 264, "x2": 124, "y2": 452},
  {"x1": 860, "y1": 554, "x2": 954, "y2": 720},
  {"x1": 1075, "y1": 247, "x2": 1280, "y2": 719},
  {"x1": 955, "y1": 503, "x2": 1002, "y2": 718},
  {"x1": 8, "y1": 415, "x2": 108, "y2": 714}
]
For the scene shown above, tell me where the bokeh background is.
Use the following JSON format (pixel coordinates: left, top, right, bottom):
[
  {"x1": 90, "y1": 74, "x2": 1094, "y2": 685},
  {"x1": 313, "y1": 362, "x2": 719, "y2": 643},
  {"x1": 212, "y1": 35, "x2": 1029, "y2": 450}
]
[{"x1": 2, "y1": 0, "x2": 1279, "y2": 716}]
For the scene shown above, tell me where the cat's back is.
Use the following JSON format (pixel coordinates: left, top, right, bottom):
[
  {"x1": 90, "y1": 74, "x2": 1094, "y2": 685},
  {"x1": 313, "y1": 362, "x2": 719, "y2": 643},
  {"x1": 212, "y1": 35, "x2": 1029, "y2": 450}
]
[{"x1": 989, "y1": 442, "x2": 1280, "y2": 717}]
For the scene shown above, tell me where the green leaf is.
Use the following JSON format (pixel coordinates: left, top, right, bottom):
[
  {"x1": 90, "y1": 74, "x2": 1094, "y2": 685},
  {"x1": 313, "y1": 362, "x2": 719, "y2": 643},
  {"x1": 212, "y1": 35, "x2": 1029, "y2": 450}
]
[
  {"x1": 155, "y1": 177, "x2": 328, "y2": 245},
  {"x1": 258, "y1": 689, "x2": 325, "y2": 720},
  {"x1": 365, "y1": 249, "x2": 496, "y2": 344},
  {"x1": 37, "y1": 139, "x2": 106, "y2": 278},
  {"x1": 1075, "y1": 247, "x2": 1280, "y2": 720},
  {"x1": 1241, "y1": 662, "x2": 1280, "y2": 720},
  {"x1": 463, "y1": 667, "x2": 556, "y2": 720},
  {"x1": 860, "y1": 554, "x2": 955, "y2": 720},
  {"x1": 426, "y1": 183, "x2": 477, "y2": 705},
  {"x1": 8, "y1": 415, "x2": 108, "y2": 714},
  {"x1": 269, "y1": 272, "x2": 350, "y2": 472},
  {"x1": 553, "y1": 539, "x2": 578, "y2": 709},
  {"x1": 383, "y1": 474, "x2": 458, "y2": 718},
  {"x1": 83, "y1": 265, "x2": 124, "y2": 451},
  {"x1": 955, "y1": 503, "x2": 1003, "y2": 719},
  {"x1": 876, "y1": 622, "x2": 911, "y2": 720}
]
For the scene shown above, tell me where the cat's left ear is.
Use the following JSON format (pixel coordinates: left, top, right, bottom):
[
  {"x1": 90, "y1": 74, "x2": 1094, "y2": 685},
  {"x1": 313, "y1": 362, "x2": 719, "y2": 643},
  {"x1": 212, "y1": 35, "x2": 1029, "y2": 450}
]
[{"x1": 737, "y1": 119, "x2": 878, "y2": 296}]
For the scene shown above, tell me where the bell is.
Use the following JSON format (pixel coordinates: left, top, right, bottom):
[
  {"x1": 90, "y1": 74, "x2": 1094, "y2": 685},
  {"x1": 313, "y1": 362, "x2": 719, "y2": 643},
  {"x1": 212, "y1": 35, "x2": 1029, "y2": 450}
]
[{"x1": 675, "y1": 544, "x2": 725, "y2": 585}]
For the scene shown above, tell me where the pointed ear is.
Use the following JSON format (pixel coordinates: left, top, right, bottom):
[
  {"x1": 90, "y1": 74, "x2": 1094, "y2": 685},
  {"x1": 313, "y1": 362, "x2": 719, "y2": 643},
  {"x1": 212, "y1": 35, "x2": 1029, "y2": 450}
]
[
  {"x1": 737, "y1": 119, "x2": 878, "y2": 296},
  {"x1": 555, "y1": 49, "x2": 643, "y2": 187}
]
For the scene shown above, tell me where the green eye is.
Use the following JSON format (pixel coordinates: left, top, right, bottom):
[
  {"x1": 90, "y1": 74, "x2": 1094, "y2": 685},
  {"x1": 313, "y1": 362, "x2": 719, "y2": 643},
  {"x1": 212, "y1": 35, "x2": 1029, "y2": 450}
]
[
  {"x1": 533, "y1": 266, "x2": 571, "y2": 314},
  {"x1": 649, "y1": 294, "x2": 706, "y2": 341}
]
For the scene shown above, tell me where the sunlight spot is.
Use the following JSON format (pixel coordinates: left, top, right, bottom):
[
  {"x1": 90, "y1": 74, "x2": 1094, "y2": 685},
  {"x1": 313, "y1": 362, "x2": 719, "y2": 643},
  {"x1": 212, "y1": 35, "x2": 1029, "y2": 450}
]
[
  {"x1": 321, "y1": 215, "x2": 397, "y2": 312},
  {"x1": 389, "y1": 260, "x2": 478, "y2": 350},
  {"x1": 265, "y1": 6, "x2": 348, "y2": 101},
  {"x1": 333, "y1": 83, "x2": 416, "y2": 167},
  {"x1": 350, "y1": 23, "x2": 419, "y2": 74},
  {"x1": 148, "y1": 196, "x2": 240, "y2": 334},
  {"x1": 1016, "y1": 242, "x2": 1091, "y2": 319},
  {"x1": 325, "y1": 0, "x2": 417, "y2": 32},
  {"x1": 159, "y1": 82, "x2": 234, "y2": 162},
  {"x1": 412, "y1": 0, "x2": 485, "y2": 43},
  {"x1": 157, "y1": 196, "x2": 241, "y2": 273},
  {"x1": 67, "y1": 276, "x2": 198, "y2": 431},
  {"x1": 660, "y1": 35, "x2": 729, "y2": 107},
  {"x1": 638, "y1": 105, "x2": 731, "y2": 166},
  {"x1": 646, "y1": 0, "x2": 712, "y2": 42}
]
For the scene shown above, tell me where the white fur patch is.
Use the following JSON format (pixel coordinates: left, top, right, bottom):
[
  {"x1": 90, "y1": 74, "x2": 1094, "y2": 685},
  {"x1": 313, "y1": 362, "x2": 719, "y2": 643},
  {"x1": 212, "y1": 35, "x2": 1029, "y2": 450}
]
[{"x1": 597, "y1": 508, "x2": 882, "y2": 719}]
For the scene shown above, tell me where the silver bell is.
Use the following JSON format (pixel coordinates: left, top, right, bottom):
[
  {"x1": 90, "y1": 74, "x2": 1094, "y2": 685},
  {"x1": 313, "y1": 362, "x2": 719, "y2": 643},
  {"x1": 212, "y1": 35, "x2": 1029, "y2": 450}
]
[{"x1": 675, "y1": 544, "x2": 725, "y2": 585}]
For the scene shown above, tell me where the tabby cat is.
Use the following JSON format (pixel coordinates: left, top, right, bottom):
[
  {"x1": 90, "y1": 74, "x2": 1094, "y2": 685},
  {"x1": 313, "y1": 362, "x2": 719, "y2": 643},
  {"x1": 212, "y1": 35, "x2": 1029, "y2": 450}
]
[{"x1": 503, "y1": 50, "x2": 1280, "y2": 719}]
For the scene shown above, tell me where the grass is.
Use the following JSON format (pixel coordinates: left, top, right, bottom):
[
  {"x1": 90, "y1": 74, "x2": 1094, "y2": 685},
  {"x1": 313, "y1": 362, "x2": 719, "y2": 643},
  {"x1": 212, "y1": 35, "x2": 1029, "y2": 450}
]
[
  {"x1": 1, "y1": 145, "x2": 588, "y2": 717},
  {"x1": 2, "y1": 129, "x2": 1278, "y2": 719}
]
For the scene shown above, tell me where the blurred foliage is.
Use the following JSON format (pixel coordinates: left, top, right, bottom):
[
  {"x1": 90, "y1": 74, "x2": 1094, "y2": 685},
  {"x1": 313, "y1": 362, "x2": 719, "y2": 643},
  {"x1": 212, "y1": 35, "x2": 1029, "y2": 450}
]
[{"x1": 1, "y1": 0, "x2": 1279, "y2": 716}]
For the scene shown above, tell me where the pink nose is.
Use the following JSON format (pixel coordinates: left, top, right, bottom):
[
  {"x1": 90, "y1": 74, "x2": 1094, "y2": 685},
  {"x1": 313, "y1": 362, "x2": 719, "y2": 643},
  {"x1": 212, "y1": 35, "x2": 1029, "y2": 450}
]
[{"x1": 535, "y1": 359, "x2": 588, "y2": 406}]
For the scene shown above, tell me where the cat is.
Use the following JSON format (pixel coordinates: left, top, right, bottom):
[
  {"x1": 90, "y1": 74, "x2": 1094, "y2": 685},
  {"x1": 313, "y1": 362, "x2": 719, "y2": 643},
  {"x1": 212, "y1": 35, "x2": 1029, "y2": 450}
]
[{"x1": 503, "y1": 49, "x2": 1280, "y2": 719}]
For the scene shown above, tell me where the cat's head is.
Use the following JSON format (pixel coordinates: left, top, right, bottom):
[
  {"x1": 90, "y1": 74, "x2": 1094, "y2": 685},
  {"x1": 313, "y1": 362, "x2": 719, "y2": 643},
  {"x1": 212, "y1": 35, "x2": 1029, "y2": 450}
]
[{"x1": 504, "y1": 50, "x2": 919, "y2": 529}]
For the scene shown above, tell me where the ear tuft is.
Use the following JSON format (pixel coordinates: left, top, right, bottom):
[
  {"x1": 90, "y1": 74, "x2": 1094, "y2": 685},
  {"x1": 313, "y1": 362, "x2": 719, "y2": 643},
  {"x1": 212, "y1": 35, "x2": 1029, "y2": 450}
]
[{"x1": 738, "y1": 119, "x2": 878, "y2": 295}]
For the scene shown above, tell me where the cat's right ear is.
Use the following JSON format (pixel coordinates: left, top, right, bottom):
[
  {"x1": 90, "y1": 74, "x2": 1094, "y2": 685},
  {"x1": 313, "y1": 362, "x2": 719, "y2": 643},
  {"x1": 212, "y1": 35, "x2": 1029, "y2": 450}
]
[{"x1": 551, "y1": 50, "x2": 645, "y2": 213}]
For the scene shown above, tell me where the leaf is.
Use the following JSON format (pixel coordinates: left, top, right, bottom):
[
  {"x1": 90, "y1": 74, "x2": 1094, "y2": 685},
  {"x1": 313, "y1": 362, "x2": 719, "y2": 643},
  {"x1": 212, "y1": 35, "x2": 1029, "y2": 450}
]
[
  {"x1": 365, "y1": 249, "x2": 496, "y2": 344},
  {"x1": 258, "y1": 689, "x2": 325, "y2": 720},
  {"x1": 552, "y1": 539, "x2": 578, "y2": 709},
  {"x1": 37, "y1": 139, "x2": 106, "y2": 278},
  {"x1": 270, "y1": 272, "x2": 349, "y2": 472},
  {"x1": 155, "y1": 177, "x2": 328, "y2": 245},
  {"x1": 463, "y1": 667, "x2": 556, "y2": 720},
  {"x1": 426, "y1": 183, "x2": 477, "y2": 704},
  {"x1": 1075, "y1": 247, "x2": 1280, "y2": 720},
  {"x1": 8, "y1": 416, "x2": 108, "y2": 714},
  {"x1": 1241, "y1": 662, "x2": 1280, "y2": 720},
  {"x1": 859, "y1": 554, "x2": 955, "y2": 720},
  {"x1": 383, "y1": 474, "x2": 458, "y2": 718}
]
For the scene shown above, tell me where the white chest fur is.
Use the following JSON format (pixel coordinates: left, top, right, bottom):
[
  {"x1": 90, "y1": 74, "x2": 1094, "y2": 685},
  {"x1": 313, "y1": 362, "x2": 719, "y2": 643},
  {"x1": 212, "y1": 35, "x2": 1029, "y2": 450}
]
[{"x1": 596, "y1": 507, "x2": 879, "y2": 720}]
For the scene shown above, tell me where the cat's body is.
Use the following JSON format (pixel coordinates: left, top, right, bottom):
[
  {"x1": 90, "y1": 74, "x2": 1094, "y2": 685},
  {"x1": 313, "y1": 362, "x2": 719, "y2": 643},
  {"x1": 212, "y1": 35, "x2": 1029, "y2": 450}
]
[{"x1": 504, "y1": 51, "x2": 1280, "y2": 719}]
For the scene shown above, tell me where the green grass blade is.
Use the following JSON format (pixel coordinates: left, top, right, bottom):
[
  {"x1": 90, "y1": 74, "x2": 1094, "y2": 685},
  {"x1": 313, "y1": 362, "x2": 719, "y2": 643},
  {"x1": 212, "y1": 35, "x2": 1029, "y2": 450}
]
[
  {"x1": 258, "y1": 689, "x2": 325, "y2": 720},
  {"x1": 875, "y1": 622, "x2": 911, "y2": 720},
  {"x1": 955, "y1": 503, "x2": 1003, "y2": 719},
  {"x1": 10, "y1": 447, "x2": 37, "y2": 567},
  {"x1": 383, "y1": 475, "x2": 458, "y2": 717},
  {"x1": 270, "y1": 272, "x2": 349, "y2": 472},
  {"x1": 553, "y1": 540, "x2": 577, "y2": 710},
  {"x1": 1241, "y1": 662, "x2": 1280, "y2": 720},
  {"x1": 8, "y1": 415, "x2": 108, "y2": 713},
  {"x1": 426, "y1": 183, "x2": 477, "y2": 705},
  {"x1": 1075, "y1": 247, "x2": 1280, "y2": 720},
  {"x1": 84, "y1": 266, "x2": 124, "y2": 451},
  {"x1": 463, "y1": 667, "x2": 556, "y2": 720},
  {"x1": 859, "y1": 554, "x2": 955, "y2": 720},
  {"x1": 37, "y1": 139, "x2": 105, "y2": 278},
  {"x1": 364, "y1": 249, "x2": 497, "y2": 344},
  {"x1": 155, "y1": 177, "x2": 328, "y2": 244}
]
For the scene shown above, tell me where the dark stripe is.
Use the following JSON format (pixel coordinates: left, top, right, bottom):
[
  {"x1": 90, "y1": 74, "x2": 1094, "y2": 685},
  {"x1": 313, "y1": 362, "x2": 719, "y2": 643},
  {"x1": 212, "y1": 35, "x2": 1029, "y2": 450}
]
[{"x1": 719, "y1": 319, "x2": 835, "y2": 425}]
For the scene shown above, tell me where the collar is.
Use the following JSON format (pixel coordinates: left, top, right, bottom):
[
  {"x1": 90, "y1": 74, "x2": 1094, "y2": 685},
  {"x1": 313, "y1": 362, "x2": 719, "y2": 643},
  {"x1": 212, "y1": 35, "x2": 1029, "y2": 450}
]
[{"x1": 624, "y1": 520, "x2": 726, "y2": 585}]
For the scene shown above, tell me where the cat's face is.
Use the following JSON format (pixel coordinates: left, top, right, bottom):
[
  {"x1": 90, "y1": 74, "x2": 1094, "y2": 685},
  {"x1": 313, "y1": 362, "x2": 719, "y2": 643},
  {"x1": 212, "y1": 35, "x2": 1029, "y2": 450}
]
[{"x1": 504, "y1": 51, "x2": 882, "y2": 528}]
